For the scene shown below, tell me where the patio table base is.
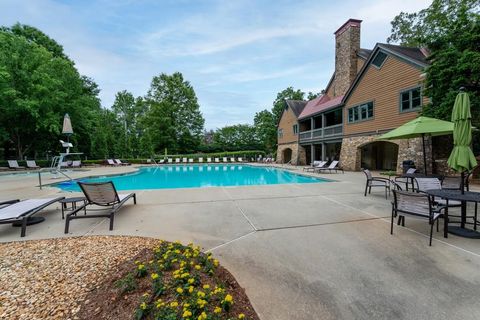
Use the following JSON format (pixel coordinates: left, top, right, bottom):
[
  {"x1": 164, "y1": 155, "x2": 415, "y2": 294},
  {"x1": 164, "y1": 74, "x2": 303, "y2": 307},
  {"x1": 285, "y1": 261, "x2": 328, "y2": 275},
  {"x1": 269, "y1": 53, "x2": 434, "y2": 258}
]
[
  {"x1": 448, "y1": 226, "x2": 480, "y2": 239},
  {"x1": 12, "y1": 216, "x2": 46, "y2": 226}
]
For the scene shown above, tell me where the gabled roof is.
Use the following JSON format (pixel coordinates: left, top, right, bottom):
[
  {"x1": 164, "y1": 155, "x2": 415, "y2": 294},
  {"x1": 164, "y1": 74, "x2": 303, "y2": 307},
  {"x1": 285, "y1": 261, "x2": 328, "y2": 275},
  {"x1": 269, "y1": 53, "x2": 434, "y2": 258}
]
[
  {"x1": 298, "y1": 95, "x2": 344, "y2": 120},
  {"x1": 285, "y1": 100, "x2": 307, "y2": 117},
  {"x1": 358, "y1": 48, "x2": 372, "y2": 60},
  {"x1": 342, "y1": 43, "x2": 430, "y2": 104}
]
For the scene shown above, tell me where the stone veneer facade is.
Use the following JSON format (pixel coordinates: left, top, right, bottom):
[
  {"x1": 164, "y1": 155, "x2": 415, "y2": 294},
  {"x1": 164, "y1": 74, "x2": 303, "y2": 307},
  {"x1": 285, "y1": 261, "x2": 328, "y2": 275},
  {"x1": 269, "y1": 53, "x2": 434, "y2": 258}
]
[
  {"x1": 339, "y1": 134, "x2": 432, "y2": 174},
  {"x1": 277, "y1": 143, "x2": 306, "y2": 165}
]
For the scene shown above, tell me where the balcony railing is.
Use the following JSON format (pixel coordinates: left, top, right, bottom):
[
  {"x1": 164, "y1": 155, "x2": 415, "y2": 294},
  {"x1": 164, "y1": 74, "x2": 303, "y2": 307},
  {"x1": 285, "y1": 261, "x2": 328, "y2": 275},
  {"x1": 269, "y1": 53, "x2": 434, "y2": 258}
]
[{"x1": 299, "y1": 124, "x2": 343, "y2": 142}]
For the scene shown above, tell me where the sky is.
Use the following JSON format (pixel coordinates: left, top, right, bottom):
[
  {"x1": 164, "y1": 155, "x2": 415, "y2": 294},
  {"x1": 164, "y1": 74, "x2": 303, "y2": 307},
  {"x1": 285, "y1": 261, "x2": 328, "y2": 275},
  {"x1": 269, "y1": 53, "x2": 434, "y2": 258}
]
[{"x1": 0, "y1": 0, "x2": 431, "y2": 129}]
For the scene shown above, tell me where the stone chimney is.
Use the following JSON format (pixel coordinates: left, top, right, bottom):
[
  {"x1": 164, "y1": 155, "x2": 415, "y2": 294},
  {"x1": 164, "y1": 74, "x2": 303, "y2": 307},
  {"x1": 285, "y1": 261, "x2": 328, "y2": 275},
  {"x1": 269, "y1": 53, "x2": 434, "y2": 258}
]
[{"x1": 333, "y1": 19, "x2": 362, "y2": 97}]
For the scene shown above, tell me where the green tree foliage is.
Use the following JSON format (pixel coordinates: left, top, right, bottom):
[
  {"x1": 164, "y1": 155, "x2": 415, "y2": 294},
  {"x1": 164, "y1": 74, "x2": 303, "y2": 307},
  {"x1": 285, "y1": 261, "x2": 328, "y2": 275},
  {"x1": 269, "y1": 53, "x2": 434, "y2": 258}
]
[
  {"x1": 253, "y1": 110, "x2": 276, "y2": 152},
  {"x1": 144, "y1": 72, "x2": 205, "y2": 154},
  {"x1": 213, "y1": 124, "x2": 261, "y2": 151},
  {"x1": 388, "y1": 0, "x2": 480, "y2": 126},
  {"x1": 272, "y1": 87, "x2": 305, "y2": 124},
  {"x1": 0, "y1": 24, "x2": 101, "y2": 159}
]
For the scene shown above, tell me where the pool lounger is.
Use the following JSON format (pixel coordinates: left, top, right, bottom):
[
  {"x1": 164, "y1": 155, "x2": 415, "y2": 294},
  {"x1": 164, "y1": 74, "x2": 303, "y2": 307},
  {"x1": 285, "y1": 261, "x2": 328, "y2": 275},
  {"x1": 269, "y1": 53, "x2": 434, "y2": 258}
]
[
  {"x1": 0, "y1": 197, "x2": 65, "y2": 237},
  {"x1": 65, "y1": 181, "x2": 136, "y2": 233}
]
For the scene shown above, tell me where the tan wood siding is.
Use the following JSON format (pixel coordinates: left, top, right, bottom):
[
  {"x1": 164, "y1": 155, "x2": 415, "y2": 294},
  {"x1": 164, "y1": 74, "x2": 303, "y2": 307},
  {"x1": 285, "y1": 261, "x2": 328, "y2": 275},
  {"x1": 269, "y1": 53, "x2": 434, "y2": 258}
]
[
  {"x1": 344, "y1": 55, "x2": 428, "y2": 135},
  {"x1": 277, "y1": 107, "x2": 299, "y2": 144}
]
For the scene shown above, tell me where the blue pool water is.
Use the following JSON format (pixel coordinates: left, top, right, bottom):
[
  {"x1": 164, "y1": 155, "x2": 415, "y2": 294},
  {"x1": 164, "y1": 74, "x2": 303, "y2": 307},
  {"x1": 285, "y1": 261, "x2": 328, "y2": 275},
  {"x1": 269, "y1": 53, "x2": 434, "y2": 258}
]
[{"x1": 55, "y1": 165, "x2": 328, "y2": 191}]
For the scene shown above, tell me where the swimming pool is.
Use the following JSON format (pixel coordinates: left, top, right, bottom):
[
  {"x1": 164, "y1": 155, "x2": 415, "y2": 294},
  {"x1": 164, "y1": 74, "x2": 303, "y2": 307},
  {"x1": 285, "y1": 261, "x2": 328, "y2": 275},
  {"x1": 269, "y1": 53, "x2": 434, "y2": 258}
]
[{"x1": 55, "y1": 165, "x2": 329, "y2": 191}]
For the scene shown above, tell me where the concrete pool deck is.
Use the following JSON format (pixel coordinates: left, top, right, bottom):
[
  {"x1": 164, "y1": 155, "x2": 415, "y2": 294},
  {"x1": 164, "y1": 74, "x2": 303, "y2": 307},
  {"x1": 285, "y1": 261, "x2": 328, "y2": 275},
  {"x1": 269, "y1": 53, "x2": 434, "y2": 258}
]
[{"x1": 1, "y1": 164, "x2": 480, "y2": 319}]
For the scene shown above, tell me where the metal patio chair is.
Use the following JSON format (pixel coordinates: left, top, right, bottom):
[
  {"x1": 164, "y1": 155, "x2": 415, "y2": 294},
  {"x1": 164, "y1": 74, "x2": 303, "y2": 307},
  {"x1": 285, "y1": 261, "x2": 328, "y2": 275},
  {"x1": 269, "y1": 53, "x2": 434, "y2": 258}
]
[{"x1": 363, "y1": 169, "x2": 390, "y2": 199}]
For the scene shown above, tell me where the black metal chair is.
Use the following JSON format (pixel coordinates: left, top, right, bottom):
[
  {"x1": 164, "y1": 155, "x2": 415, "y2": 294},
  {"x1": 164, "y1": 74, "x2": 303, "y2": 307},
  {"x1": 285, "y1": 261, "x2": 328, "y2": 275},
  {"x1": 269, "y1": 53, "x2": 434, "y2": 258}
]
[
  {"x1": 363, "y1": 169, "x2": 390, "y2": 199},
  {"x1": 64, "y1": 181, "x2": 136, "y2": 233},
  {"x1": 391, "y1": 190, "x2": 446, "y2": 246}
]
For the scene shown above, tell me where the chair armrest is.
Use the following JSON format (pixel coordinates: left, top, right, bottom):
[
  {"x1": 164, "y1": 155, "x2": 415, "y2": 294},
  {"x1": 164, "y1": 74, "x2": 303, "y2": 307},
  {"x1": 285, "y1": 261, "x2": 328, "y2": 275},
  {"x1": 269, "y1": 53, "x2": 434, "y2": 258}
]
[
  {"x1": 0, "y1": 199, "x2": 20, "y2": 206},
  {"x1": 372, "y1": 177, "x2": 390, "y2": 182}
]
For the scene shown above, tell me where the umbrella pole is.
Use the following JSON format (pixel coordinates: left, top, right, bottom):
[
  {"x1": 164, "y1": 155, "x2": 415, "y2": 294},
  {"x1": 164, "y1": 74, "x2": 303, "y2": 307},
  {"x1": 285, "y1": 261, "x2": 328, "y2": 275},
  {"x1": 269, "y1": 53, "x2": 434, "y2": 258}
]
[
  {"x1": 422, "y1": 134, "x2": 428, "y2": 175},
  {"x1": 461, "y1": 171, "x2": 465, "y2": 194}
]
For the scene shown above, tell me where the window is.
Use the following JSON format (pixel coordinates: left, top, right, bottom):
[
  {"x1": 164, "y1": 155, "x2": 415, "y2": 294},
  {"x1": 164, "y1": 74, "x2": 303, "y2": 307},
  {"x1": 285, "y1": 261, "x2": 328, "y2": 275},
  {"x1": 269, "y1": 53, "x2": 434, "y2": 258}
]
[
  {"x1": 372, "y1": 51, "x2": 387, "y2": 68},
  {"x1": 293, "y1": 124, "x2": 298, "y2": 135},
  {"x1": 400, "y1": 87, "x2": 422, "y2": 112},
  {"x1": 348, "y1": 102, "x2": 374, "y2": 123},
  {"x1": 278, "y1": 128, "x2": 283, "y2": 138}
]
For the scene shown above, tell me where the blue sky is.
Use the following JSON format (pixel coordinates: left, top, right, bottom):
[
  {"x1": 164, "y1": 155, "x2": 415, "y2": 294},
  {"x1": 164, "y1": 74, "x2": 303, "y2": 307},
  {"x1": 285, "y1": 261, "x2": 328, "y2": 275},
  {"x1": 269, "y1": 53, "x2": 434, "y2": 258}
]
[{"x1": 0, "y1": 0, "x2": 430, "y2": 129}]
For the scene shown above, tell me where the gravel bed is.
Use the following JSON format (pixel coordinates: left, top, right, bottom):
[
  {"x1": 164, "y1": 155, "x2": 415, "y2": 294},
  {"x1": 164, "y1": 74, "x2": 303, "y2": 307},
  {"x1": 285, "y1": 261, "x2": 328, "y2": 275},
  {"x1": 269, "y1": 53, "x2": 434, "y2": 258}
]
[{"x1": 0, "y1": 236, "x2": 159, "y2": 320}]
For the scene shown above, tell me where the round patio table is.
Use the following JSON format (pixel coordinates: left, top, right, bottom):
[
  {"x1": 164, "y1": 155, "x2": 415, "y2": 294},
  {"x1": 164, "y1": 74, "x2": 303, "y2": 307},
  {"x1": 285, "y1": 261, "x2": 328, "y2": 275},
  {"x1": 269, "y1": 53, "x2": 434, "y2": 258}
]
[{"x1": 426, "y1": 189, "x2": 480, "y2": 239}]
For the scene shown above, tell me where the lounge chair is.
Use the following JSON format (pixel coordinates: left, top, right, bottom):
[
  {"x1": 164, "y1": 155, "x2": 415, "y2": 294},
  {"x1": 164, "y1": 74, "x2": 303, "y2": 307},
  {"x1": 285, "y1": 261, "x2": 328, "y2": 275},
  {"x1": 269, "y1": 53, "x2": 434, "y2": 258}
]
[
  {"x1": 26, "y1": 160, "x2": 40, "y2": 169},
  {"x1": 303, "y1": 161, "x2": 326, "y2": 172},
  {"x1": 316, "y1": 160, "x2": 344, "y2": 173},
  {"x1": 215, "y1": 158, "x2": 220, "y2": 163},
  {"x1": 8, "y1": 160, "x2": 25, "y2": 170},
  {"x1": 168, "y1": 158, "x2": 173, "y2": 164},
  {"x1": 188, "y1": 158, "x2": 194, "y2": 163},
  {"x1": 107, "y1": 159, "x2": 119, "y2": 166},
  {"x1": 0, "y1": 197, "x2": 64, "y2": 237},
  {"x1": 222, "y1": 157, "x2": 228, "y2": 162},
  {"x1": 65, "y1": 181, "x2": 136, "y2": 233},
  {"x1": 391, "y1": 190, "x2": 446, "y2": 246},
  {"x1": 207, "y1": 158, "x2": 212, "y2": 163},
  {"x1": 230, "y1": 157, "x2": 236, "y2": 162},
  {"x1": 175, "y1": 158, "x2": 180, "y2": 163},
  {"x1": 71, "y1": 160, "x2": 82, "y2": 168},
  {"x1": 363, "y1": 169, "x2": 391, "y2": 199},
  {"x1": 198, "y1": 157, "x2": 204, "y2": 163},
  {"x1": 115, "y1": 159, "x2": 130, "y2": 166},
  {"x1": 238, "y1": 157, "x2": 243, "y2": 162},
  {"x1": 181, "y1": 157, "x2": 187, "y2": 163},
  {"x1": 158, "y1": 159, "x2": 165, "y2": 164}
]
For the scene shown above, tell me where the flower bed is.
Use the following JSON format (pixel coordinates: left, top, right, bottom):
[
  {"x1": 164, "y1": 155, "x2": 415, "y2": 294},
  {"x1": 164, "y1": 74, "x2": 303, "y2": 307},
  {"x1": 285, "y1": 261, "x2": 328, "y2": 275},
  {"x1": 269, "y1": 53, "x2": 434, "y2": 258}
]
[{"x1": 77, "y1": 240, "x2": 259, "y2": 320}]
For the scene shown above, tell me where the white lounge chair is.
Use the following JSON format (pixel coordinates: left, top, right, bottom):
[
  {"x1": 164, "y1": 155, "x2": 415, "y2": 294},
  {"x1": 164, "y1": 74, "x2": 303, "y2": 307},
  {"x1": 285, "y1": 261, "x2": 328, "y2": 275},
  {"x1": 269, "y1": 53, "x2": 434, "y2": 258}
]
[
  {"x1": 316, "y1": 160, "x2": 343, "y2": 173},
  {"x1": 158, "y1": 159, "x2": 165, "y2": 164},
  {"x1": 198, "y1": 157, "x2": 203, "y2": 163},
  {"x1": 175, "y1": 158, "x2": 180, "y2": 163},
  {"x1": 0, "y1": 197, "x2": 64, "y2": 237},
  {"x1": 60, "y1": 161, "x2": 70, "y2": 168},
  {"x1": 215, "y1": 158, "x2": 220, "y2": 163},
  {"x1": 222, "y1": 157, "x2": 228, "y2": 162},
  {"x1": 26, "y1": 160, "x2": 40, "y2": 169},
  {"x1": 71, "y1": 160, "x2": 82, "y2": 168},
  {"x1": 238, "y1": 157, "x2": 243, "y2": 162},
  {"x1": 188, "y1": 158, "x2": 194, "y2": 163},
  {"x1": 182, "y1": 157, "x2": 187, "y2": 163},
  {"x1": 8, "y1": 160, "x2": 25, "y2": 170},
  {"x1": 230, "y1": 157, "x2": 236, "y2": 162},
  {"x1": 304, "y1": 161, "x2": 326, "y2": 172},
  {"x1": 115, "y1": 159, "x2": 130, "y2": 166},
  {"x1": 107, "y1": 159, "x2": 118, "y2": 166},
  {"x1": 168, "y1": 158, "x2": 173, "y2": 164},
  {"x1": 207, "y1": 158, "x2": 212, "y2": 163}
]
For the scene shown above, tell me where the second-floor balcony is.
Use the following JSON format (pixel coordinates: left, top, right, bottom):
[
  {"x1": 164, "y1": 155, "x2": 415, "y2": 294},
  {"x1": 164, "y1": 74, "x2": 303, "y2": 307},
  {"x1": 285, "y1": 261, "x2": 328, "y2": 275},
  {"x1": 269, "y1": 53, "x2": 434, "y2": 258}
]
[{"x1": 299, "y1": 124, "x2": 343, "y2": 142}]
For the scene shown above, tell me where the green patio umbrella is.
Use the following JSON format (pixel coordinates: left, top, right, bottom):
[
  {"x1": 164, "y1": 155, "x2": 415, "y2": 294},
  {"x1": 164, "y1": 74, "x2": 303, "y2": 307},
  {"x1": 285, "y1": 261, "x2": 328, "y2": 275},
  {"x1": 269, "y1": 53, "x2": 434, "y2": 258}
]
[
  {"x1": 378, "y1": 116, "x2": 454, "y2": 174},
  {"x1": 447, "y1": 91, "x2": 477, "y2": 193}
]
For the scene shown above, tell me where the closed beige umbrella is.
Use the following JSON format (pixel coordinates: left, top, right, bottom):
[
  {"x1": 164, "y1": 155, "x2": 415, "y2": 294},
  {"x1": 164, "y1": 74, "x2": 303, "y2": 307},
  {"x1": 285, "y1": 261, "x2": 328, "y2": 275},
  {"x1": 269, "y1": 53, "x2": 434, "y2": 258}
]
[{"x1": 62, "y1": 113, "x2": 73, "y2": 140}]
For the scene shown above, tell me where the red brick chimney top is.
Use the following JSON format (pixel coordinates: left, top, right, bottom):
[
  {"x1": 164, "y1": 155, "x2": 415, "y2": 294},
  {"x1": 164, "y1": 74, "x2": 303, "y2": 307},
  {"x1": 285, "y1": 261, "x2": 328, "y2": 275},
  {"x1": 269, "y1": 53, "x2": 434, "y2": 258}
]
[{"x1": 334, "y1": 19, "x2": 362, "y2": 36}]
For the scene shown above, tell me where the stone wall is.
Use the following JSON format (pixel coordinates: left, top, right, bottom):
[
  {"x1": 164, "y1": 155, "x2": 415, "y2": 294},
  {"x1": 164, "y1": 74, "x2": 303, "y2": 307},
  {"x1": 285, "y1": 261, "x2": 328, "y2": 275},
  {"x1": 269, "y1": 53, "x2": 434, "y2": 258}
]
[
  {"x1": 339, "y1": 134, "x2": 432, "y2": 173},
  {"x1": 276, "y1": 143, "x2": 306, "y2": 165}
]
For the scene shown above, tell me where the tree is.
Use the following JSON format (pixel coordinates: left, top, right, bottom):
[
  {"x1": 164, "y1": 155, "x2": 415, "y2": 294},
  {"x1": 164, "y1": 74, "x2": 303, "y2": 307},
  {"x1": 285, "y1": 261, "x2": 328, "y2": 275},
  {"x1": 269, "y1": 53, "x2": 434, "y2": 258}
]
[
  {"x1": 254, "y1": 110, "x2": 276, "y2": 152},
  {"x1": 144, "y1": 72, "x2": 205, "y2": 154},
  {"x1": 307, "y1": 91, "x2": 322, "y2": 100},
  {"x1": 0, "y1": 25, "x2": 101, "y2": 159},
  {"x1": 272, "y1": 87, "x2": 305, "y2": 124},
  {"x1": 112, "y1": 90, "x2": 136, "y2": 157},
  {"x1": 213, "y1": 124, "x2": 260, "y2": 150},
  {"x1": 387, "y1": 0, "x2": 479, "y2": 47}
]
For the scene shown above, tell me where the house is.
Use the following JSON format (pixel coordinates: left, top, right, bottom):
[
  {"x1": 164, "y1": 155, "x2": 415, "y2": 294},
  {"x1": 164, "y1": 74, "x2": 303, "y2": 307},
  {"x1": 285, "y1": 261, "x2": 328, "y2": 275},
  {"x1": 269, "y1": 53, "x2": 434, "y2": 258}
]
[
  {"x1": 277, "y1": 100, "x2": 307, "y2": 164},
  {"x1": 276, "y1": 19, "x2": 431, "y2": 173}
]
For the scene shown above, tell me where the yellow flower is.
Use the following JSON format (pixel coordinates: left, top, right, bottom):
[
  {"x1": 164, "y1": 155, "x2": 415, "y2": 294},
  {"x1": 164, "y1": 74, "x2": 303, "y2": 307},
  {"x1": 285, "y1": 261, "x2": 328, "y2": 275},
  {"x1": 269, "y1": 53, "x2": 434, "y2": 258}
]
[
  {"x1": 196, "y1": 298, "x2": 207, "y2": 308},
  {"x1": 142, "y1": 292, "x2": 150, "y2": 297},
  {"x1": 188, "y1": 278, "x2": 195, "y2": 284},
  {"x1": 182, "y1": 310, "x2": 192, "y2": 318},
  {"x1": 195, "y1": 265, "x2": 201, "y2": 270},
  {"x1": 224, "y1": 294, "x2": 233, "y2": 303},
  {"x1": 214, "y1": 306, "x2": 222, "y2": 314},
  {"x1": 203, "y1": 284, "x2": 210, "y2": 290},
  {"x1": 188, "y1": 286, "x2": 194, "y2": 293},
  {"x1": 198, "y1": 311, "x2": 207, "y2": 320},
  {"x1": 138, "y1": 264, "x2": 145, "y2": 270},
  {"x1": 176, "y1": 287, "x2": 184, "y2": 294},
  {"x1": 170, "y1": 301, "x2": 179, "y2": 308},
  {"x1": 197, "y1": 291, "x2": 206, "y2": 298},
  {"x1": 134, "y1": 260, "x2": 140, "y2": 264},
  {"x1": 213, "y1": 259, "x2": 219, "y2": 267},
  {"x1": 238, "y1": 314, "x2": 245, "y2": 319},
  {"x1": 139, "y1": 302, "x2": 147, "y2": 310},
  {"x1": 151, "y1": 273, "x2": 159, "y2": 280}
]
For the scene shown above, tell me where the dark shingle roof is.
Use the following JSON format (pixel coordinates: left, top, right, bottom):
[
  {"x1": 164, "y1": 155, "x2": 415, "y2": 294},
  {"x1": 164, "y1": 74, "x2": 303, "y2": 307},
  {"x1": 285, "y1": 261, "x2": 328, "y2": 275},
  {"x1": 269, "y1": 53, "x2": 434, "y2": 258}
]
[
  {"x1": 378, "y1": 43, "x2": 429, "y2": 65},
  {"x1": 358, "y1": 48, "x2": 372, "y2": 59},
  {"x1": 285, "y1": 100, "x2": 307, "y2": 117}
]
